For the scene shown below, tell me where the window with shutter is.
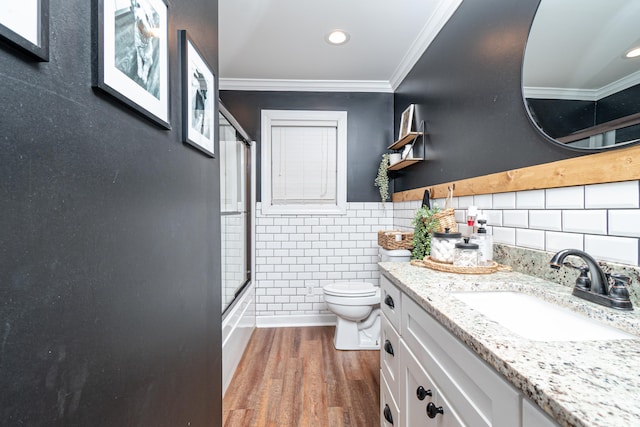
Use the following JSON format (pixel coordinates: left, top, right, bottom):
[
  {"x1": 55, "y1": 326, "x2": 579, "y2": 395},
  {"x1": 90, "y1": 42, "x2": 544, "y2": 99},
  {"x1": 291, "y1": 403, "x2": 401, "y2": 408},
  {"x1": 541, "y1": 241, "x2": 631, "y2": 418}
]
[{"x1": 261, "y1": 110, "x2": 347, "y2": 214}]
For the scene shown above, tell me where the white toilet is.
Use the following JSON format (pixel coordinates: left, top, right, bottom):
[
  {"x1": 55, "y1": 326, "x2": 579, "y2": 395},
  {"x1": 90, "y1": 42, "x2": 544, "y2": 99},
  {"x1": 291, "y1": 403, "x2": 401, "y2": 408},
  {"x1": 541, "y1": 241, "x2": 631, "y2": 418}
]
[{"x1": 322, "y1": 247, "x2": 412, "y2": 350}]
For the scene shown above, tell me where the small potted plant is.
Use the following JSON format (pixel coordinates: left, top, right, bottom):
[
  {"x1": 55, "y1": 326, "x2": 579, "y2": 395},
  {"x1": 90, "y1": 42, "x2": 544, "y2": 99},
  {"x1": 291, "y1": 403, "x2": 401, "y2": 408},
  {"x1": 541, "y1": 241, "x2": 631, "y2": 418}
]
[{"x1": 411, "y1": 204, "x2": 441, "y2": 260}]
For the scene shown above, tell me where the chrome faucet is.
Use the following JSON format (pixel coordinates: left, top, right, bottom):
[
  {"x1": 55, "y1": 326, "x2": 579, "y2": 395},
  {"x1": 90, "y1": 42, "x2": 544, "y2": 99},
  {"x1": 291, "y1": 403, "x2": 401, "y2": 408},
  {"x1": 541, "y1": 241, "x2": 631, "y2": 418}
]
[{"x1": 549, "y1": 249, "x2": 633, "y2": 311}]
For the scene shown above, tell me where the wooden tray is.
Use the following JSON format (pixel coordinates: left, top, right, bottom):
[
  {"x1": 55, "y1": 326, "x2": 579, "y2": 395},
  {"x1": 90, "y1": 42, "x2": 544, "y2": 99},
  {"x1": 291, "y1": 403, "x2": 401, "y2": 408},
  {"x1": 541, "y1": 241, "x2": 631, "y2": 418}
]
[{"x1": 411, "y1": 257, "x2": 512, "y2": 274}]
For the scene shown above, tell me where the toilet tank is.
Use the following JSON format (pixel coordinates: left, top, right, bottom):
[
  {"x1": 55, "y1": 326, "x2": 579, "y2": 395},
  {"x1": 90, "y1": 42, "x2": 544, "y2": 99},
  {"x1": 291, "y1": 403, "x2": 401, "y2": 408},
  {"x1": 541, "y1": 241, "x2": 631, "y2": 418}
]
[{"x1": 379, "y1": 247, "x2": 412, "y2": 262}]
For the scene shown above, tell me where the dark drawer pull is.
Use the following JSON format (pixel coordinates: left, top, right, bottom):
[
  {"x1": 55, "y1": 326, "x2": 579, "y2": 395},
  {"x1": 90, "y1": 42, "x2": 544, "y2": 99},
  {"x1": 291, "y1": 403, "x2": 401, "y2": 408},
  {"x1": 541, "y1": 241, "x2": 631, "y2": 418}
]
[
  {"x1": 383, "y1": 404, "x2": 394, "y2": 424},
  {"x1": 384, "y1": 295, "x2": 395, "y2": 309},
  {"x1": 427, "y1": 402, "x2": 444, "y2": 418},
  {"x1": 383, "y1": 340, "x2": 394, "y2": 356},
  {"x1": 416, "y1": 386, "x2": 432, "y2": 400}
]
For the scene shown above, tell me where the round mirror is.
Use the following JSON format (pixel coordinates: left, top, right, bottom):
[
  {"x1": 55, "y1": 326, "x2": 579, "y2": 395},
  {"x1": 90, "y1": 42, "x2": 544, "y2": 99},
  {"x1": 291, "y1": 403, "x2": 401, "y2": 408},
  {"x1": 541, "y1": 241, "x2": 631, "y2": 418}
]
[{"x1": 522, "y1": 0, "x2": 640, "y2": 150}]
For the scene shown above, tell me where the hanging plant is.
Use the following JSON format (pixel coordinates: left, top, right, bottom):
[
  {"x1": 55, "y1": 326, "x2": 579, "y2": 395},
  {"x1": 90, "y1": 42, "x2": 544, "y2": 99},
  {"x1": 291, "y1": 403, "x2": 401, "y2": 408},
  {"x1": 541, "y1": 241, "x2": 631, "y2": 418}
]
[
  {"x1": 374, "y1": 153, "x2": 390, "y2": 202},
  {"x1": 411, "y1": 205, "x2": 441, "y2": 260}
]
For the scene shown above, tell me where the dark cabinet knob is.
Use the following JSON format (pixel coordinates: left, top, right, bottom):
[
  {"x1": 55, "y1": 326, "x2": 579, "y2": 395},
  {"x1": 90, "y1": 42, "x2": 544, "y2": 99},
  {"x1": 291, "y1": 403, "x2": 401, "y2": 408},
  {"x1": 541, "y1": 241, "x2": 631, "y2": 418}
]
[
  {"x1": 384, "y1": 295, "x2": 395, "y2": 309},
  {"x1": 416, "y1": 386, "x2": 432, "y2": 400},
  {"x1": 426, "y1": 402, "x2": 444, "y2": 418},
  {"x1": 383, "y1": 404, "x2": 394, "y2": 424},
  {"x1": 383, "y1": 340, "x2": 394, "y2": 356}
]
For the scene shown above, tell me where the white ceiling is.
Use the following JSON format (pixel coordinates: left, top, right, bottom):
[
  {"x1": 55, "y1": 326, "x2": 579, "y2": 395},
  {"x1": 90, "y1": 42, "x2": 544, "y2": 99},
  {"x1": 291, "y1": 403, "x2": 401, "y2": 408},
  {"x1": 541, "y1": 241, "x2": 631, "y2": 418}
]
[
  {"x1": 218, "y1": 0, "x2": 462, "y2": 92},
  {"x1": 219, "y1": 0, "x2": 640, "y2": 98}
]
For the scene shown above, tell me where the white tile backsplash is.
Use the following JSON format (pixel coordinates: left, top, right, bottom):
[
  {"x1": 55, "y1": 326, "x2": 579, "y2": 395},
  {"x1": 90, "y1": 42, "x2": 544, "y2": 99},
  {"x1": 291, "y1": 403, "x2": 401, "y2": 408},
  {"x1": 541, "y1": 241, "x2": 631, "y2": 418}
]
[
  {"x1": 492, "y1": 227, "x2": 516, "y2": 245},
  {"x1": 545, "y1": 231, "x2": 584, "y2": 253},
  {"x1": 563, "y1": 210, "x2": 607, "y2": 235},
  {"x1": 516, "y1": 229, "x2": 545, "y2": 250},
  {"x1": 457, "y1": 196, "x2": 474, "y2": 210},
  {"x1": 503, "y1": 210, "x2": 529, "y2": 228},
  {"x1": 473, "y1": 194, "x2": 493, "y2": 209},
  {"x1": 493, "y1": 192, "x2": 516, "y2": 209},
  {"x1": 484, "y1": 210, "x2": 503, "y2": 226},
  {"x1": 609, "y1": 210, "x2": 640, "y2": 238},
  {"x1": 585, "y1": 234, "x2": 639, "y2": 265},
  {"x1": 529, "y1": 210, "x2": 562, "y2": 231},
  {"x1": 585, "y1": 181, "x2": 639, "y2": 209},
  {"x1": 545, "y1": 186, "x2": 584, "y2": 209},
  {"x1": 516, "y1": 190, "x2": 545, "y2": 209}
]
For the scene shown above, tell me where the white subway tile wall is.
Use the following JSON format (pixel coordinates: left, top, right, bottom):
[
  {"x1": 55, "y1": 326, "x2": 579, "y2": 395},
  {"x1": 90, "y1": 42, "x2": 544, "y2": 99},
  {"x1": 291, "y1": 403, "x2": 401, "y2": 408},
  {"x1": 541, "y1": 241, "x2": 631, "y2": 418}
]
[
  {"x1": 254, "y1": 181, "x2": 640, "y2": 321},
  {"x1": 546, "y1": 186, "x2": 584, "y2": 209},
  {"x1": 254, "y1": 202, "x2": 393, "y2": 319},
  {"x1": 585, "y1": 181, "x2": 639, "y2": 209},
  {"x1": 516, "y1": 189, "x2": 545, "y2": 209},
  {"x1": 392, "y1": 181, "x2": 640, "y2": 267}
]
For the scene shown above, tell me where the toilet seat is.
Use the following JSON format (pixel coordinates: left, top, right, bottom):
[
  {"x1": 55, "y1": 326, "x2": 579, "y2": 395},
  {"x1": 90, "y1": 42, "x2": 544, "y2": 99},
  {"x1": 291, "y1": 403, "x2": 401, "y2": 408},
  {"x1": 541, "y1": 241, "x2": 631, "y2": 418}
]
[{"x1": 323, "y1": 282, "x2": 377, "y2": 297}]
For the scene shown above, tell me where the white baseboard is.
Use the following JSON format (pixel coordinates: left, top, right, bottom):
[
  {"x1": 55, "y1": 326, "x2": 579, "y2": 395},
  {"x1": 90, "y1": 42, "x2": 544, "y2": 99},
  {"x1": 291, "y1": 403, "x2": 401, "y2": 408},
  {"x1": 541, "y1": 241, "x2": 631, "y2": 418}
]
[{"x1": 257, "y1": 313, "x2": 337, "y2": 328}]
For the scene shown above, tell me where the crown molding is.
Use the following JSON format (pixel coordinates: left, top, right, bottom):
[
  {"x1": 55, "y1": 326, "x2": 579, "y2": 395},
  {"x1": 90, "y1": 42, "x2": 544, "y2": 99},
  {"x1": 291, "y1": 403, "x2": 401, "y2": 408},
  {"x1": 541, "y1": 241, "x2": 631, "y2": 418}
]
[
  {"x1": 219, "y1": 78, "x2": 393, "y2": 93},
  {"x1": 522, "y1": 86, "x2": 597, "y2": 101},
  {"x1": 389, "y1": 0, "x2": 464, "y2": 91},
  {"x1": 597, "y1": 69, "x2": 640, "y2": 99},
  {"x1": 524, "y1": 69, "x2": 640, "y2": 101}
]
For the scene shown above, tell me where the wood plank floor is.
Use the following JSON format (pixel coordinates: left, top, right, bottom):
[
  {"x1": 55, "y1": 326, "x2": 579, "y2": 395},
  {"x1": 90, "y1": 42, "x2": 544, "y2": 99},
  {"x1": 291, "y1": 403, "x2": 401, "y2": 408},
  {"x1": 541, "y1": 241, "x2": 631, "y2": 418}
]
[{"x1": 223, "y1": 326, "x2": 380, "y2": 427}]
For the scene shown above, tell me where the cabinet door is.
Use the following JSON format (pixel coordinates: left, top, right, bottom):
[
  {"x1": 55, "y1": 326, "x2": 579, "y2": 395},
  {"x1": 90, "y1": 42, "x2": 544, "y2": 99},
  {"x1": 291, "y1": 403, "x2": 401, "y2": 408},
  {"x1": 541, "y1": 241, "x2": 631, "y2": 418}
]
[
  {"x1": 381, "y1": 313, "x2": 401, "y2": 398},
  {"x1": 380, "y1": 275, "x2": 402, "y2": 332},
  {"x1": 402, "y1": 341, "x2": 465, "y2": 427},
  {"x1": 402, "y1": 294, "x2": 519, "y2": 426},
  {"x1": 381, "y1": 369, "x2": 401, "y2": 427}
]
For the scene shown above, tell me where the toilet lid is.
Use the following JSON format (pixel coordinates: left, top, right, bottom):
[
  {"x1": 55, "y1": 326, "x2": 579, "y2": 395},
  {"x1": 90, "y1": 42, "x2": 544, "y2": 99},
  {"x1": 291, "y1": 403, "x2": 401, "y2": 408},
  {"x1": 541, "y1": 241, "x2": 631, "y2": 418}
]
[{"x1": 323, "y1": 282, "x2": 377, "y2": 297}]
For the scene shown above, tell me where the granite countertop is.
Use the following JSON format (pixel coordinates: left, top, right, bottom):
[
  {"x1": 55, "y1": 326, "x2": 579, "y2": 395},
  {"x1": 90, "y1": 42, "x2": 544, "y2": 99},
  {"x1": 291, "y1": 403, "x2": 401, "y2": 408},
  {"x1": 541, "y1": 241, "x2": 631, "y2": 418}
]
[{"x1": 378, "y1": 262, "x2": 640, "y2": 427}]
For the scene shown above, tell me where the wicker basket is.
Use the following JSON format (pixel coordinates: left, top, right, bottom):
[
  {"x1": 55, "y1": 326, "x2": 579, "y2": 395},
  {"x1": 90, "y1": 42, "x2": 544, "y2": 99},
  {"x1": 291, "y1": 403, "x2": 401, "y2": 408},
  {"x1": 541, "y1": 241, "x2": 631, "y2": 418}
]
[
  {"x1": 378, "y1": 230, "x2": 414, "y2": 250},
  {"x1": 432, "y1": 208, "x2": 458, "y2": 233},
  {"x1": 430, "y1": 185, "x2": 458, "y2": 233}
]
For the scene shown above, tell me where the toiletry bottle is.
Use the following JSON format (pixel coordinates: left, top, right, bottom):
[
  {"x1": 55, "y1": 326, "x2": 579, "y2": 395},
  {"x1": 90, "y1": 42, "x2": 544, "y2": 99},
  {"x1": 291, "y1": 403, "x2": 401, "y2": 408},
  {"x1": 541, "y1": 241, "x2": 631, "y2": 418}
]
[{"x1": 471, "y1": 219, "x2": 493, "y2": 266}]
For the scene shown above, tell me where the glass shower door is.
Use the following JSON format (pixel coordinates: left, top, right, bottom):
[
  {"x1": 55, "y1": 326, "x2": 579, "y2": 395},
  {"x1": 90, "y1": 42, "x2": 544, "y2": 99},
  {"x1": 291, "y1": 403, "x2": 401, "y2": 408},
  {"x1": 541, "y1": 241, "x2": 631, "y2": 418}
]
[{"x1": 220, "y1": 109, "x2": 251, "y2": 315}]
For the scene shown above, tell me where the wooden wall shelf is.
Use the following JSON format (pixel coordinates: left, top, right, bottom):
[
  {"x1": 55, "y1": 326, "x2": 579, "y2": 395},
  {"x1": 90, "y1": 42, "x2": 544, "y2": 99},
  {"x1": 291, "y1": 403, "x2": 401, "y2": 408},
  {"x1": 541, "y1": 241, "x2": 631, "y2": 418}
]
[
  {"x1": 388, "y1": 158, "x2": 424, "y2": 171},
  {"x1": 392, "y1": 144, "x2": 640, "y2": 201},
  {"x1": 388, "y1": 132, "x2": 423, "y2": 150}
]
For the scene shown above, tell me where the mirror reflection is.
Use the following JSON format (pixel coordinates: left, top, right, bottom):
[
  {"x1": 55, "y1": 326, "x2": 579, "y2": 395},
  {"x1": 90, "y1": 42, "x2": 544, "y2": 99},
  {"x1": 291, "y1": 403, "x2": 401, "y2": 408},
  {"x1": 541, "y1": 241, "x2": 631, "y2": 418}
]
[{"x1": 522, "y1": 0, "x2": 640, "y2": 150}]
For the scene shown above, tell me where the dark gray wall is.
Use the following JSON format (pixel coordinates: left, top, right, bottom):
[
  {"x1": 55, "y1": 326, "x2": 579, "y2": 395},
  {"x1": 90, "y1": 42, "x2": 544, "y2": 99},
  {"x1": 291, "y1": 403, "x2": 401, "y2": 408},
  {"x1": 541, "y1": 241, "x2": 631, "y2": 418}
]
[
  {"x1": 393, "y1": 0, "x2": 583, "y2": 192},
  {"x1": 0, "y1": 1, "x2": 221, "y2": 426},
  {"x1": 219, "y1": 91, "x2": 394, "y2": 202}
]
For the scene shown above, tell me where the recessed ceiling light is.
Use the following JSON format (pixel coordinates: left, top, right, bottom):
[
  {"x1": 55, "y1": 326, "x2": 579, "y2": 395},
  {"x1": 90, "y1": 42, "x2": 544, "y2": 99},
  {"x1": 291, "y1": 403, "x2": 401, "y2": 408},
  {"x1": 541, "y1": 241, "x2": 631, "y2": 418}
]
[
  {"x1": 326, "y1": 30, "x2": 350, "y2": 45},
  {"x1": 625, "y1": 47, "x2": 640, "y2": 58}
]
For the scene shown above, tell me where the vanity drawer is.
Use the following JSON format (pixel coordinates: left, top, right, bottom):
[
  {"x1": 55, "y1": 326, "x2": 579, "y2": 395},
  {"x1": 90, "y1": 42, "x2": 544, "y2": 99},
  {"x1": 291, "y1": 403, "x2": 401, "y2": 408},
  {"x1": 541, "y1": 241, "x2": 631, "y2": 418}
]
[
  {"x1": 381, "y1": 368, "x2": 400, "y2": 427},
  {"x1": 401, "y1": 293, "x2": 520, "y2": 427},
  {"x1": 380, "y1": 274, "x2": 401, "y2": 332},
  {"x1": 381, "y1": 312, "x2": 401, "y2": 399},
  {"x1": 402, "y1": 340, "x2": 465, "y2": 427}
]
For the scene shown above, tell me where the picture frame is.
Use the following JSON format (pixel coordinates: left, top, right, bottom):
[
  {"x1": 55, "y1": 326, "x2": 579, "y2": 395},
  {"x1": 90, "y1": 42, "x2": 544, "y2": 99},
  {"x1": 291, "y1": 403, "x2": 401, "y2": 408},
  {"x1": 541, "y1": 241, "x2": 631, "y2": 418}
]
[
  {"x1": 399, "y1": 104, "x2": 415, "y2": 139},
  {"x1": 179, "y1": 30, "x2": 216, "y2": 157},
  {"x1": 95, "y1": 0, "x2": 170, "y2": 129},
  {"x1": 0, "y1": 0, "x2": 49, "y2": 61}
]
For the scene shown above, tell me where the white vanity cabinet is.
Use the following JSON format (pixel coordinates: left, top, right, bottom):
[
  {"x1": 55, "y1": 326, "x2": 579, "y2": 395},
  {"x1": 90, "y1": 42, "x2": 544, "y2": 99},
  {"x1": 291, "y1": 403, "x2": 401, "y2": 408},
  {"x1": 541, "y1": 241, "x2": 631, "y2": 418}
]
[{"x1": 379, "y1": 273, "x2": 559, "y2": 427}]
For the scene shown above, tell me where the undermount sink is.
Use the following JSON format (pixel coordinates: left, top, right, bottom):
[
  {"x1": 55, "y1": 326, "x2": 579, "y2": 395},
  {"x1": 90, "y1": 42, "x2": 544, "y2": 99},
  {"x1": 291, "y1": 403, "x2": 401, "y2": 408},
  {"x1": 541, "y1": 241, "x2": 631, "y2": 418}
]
[{"x1": 453, "y1": 291, "x2": 636, "y2": 342}]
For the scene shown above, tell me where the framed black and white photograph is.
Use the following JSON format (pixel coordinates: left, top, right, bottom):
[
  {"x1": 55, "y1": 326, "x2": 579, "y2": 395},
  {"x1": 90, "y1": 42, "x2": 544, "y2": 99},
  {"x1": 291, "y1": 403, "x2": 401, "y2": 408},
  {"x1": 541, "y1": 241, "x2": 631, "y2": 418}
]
[
  {"x1": 96, "y1": 0, "x2": 170, "y2": 129},
  {"x1": 0, "y1": 0, "x2": 49, "y2": 61},
  {"x1": 180, "y1": 30, "x2": 215, "y2": 157},
  {"x1": 399, "y1": 104, "x2": 415, "y2": 139}
]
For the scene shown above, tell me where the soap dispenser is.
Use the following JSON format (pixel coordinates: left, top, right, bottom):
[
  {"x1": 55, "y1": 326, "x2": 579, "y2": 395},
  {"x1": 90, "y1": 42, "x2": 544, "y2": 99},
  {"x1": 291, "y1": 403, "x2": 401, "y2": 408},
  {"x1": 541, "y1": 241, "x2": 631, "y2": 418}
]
[{"x1": 470, "y1": 219, "x2": 493, "y2": 266}]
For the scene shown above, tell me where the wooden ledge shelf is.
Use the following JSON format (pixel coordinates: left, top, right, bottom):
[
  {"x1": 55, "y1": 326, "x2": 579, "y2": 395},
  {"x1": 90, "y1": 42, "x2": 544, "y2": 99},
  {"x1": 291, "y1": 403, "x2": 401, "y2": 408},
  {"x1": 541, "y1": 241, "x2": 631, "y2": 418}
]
[
  {"x1": 391, "y1": 144, "x2": 640, "y2": 201},
  {"x1": 388, "y1": 132, "x2": 423, "y2": 150},
  {"x1": 388, "y1": 157, "x2": 423, "y2": 171}
]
